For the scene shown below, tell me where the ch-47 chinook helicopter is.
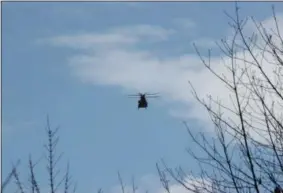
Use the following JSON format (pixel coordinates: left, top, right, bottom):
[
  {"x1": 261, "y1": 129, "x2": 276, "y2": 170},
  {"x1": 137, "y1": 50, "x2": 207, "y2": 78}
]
[{"x1": 128, "y1": 92, "x2": 160, "y2": 109}]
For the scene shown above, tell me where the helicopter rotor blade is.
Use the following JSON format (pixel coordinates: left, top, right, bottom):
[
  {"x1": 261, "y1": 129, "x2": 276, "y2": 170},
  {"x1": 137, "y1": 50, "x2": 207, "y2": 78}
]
[
  {"x1": 144, "y1": 92, "x2": 160, "y2": 96},
  {"x1": 146, "y1": 96, "x2": 160, "y2": 98},
  {"x1": 127, "y1": 94, "x2": 140, "y2": 97}
]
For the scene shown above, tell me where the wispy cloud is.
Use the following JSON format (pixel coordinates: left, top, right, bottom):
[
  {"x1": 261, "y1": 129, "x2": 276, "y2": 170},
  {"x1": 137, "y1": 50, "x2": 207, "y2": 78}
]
[
  {"x1": 111, "y1": 25, "x2": 175, "y2": 41},
  {"x1": 43, "y1": 34, "x2": 138, "y2": 49},
  {"x1": 39, "y1": 24, "x2": 175, "y2": 50},
  {"x1": 191, "y1": 37, "x2": 218, "y2": 49},
  {"x1": 3, "y1": 120, "x2": 37, "y2": 138},
  {"x1": 173, "y1": 18, "x2": 196, "y2": 30},
  {"x1": 40, "y1": 13, "x2": 283, "y2": 142},
  {"x1": 109, "y1": 174, "x2": 211, "y2": 193}
]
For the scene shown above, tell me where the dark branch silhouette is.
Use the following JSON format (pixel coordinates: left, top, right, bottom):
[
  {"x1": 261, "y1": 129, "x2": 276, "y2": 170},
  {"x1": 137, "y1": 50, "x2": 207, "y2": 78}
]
[
  {"x1": 157, "y1": 3, "x2": 283, "y2": 193},
  {"x1": 3, "y1": 117, "x2": 77, "y2": 193}
]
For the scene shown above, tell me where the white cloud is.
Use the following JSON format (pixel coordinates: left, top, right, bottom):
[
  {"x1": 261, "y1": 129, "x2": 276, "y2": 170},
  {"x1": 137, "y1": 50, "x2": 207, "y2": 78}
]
[
  {"x1": 41, "y1": 13, "x2": 283, "y2": 144},
  {"x1": 173, "y1": 18, "x2": 196, "y2": 30},
  {"x1": 110, "y1": 174, "x2": 211, "y2": 193},
  {"x1": 64, "y1": 42, "x2": 245, "y2": 131},
  {"x1": 111, "y1": 25, "x2": 175, "y2": 40},
  {"x1": 44, "y1": 34, "x2": 138, "y2": 49},
  {"x1": 39, "y1": 24, "x2": 175, "y2": 50},
  {"x1": 3, "y1": 120, "x2": 37, "y2": 137},
  {"x1": 191, "y1": 38, "x2": 218, "y2": 49}
]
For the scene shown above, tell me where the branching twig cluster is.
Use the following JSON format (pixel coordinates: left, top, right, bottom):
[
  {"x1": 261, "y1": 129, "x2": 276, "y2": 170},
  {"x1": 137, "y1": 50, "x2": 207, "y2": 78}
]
[
  {"x1": 157, "y1": 3, "x2": 283, "y2": 193},
  {"x1": 2, "y1": 117, "x2": 77, "y2": 193}
]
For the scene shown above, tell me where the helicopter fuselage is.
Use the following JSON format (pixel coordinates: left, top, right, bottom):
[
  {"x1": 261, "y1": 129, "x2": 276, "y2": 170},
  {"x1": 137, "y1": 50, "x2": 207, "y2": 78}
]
[
  {"x1": 128, "y1": 93, "x2": 159, "y2": 109},
  {"x1": 138, "y1": 95, "x2": 148, "y2": 109}
]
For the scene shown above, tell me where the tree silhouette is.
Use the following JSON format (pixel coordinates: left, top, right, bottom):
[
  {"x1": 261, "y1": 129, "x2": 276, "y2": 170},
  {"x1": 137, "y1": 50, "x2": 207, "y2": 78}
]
[
  {"x1": 2, "y1": 117, "x2": 77, "y2": 193},
  {"x1": 158, "y1": 3, "x2": 283, "y2": 193}
]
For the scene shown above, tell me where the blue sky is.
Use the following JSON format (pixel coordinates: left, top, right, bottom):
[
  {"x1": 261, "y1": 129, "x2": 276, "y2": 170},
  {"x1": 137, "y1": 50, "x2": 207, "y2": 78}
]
[{"x1": 3, "y1": 2, "x2": 283, "y2": 193}]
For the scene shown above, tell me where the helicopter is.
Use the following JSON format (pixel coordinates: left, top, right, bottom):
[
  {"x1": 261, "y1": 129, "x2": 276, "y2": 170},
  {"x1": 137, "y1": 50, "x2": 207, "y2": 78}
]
[{"x1": 128, "y1": 92, "x2": 160, "y2": 109}]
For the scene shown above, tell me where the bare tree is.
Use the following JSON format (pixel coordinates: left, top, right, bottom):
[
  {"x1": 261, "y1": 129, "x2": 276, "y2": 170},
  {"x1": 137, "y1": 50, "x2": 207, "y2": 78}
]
[
  {"x1": 2, "y1": 117, "x2": 77, "y2": 193},
  {"x1": 158, "y1": 3, "x2": 283, "y2": 193},
  {"x1": 1, "y1": 160, "x2": 20, "y2": 192}
]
